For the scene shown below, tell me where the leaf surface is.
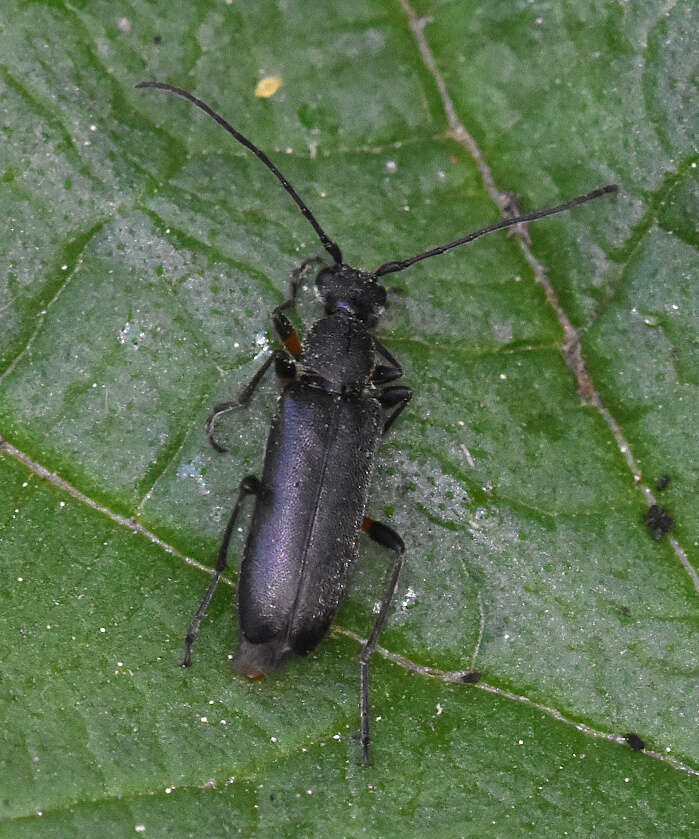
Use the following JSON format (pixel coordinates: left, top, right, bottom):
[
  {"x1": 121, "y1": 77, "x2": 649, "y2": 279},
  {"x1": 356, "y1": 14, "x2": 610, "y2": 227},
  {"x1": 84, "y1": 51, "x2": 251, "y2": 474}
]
[{"x1": 0, "y1": 1, "x2": 696, "y2": 835}]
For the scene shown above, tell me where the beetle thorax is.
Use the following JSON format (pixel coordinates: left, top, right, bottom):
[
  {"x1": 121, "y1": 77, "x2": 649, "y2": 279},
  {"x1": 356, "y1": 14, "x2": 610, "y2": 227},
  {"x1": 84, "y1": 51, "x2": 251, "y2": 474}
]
[{"x1": 300, "y1": 312, "x2": 375, "y2": 391}]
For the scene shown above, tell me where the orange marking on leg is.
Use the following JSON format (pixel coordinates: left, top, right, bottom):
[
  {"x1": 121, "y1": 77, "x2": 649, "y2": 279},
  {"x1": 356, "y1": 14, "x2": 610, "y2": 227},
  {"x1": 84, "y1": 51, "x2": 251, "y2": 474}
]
[{"x1": 284, "y1": 331, "x2": 301, "y2": 358}]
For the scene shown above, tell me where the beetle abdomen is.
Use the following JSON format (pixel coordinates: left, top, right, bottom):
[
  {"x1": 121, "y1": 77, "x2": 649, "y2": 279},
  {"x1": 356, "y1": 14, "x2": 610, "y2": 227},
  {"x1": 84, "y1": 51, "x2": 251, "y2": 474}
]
[
  {"x1": 233, "y1": 636, "x2": 293, "y2": 679},
  {"x1": 235, "y1": 382, "x2": 382, "y2": 673}
]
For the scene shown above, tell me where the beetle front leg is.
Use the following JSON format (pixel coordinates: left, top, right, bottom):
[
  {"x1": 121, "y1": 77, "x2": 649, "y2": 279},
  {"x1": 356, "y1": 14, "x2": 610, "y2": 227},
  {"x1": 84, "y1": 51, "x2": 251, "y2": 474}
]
[
  {"x1": 275, "y1": 256, "x2": 325, "y2": 312},
  {"x1": 182, "y1": 475, "x2": 261, "y2": 667},
  {"x1": 205, "y1": 309, "x2": 304, "y2": 451},
  {"x1": 205, "y1": 349, "x2": 297, "y2": 451},
  {"x1": 359, "y1": 516, "x2": 406, "y2": 765}
]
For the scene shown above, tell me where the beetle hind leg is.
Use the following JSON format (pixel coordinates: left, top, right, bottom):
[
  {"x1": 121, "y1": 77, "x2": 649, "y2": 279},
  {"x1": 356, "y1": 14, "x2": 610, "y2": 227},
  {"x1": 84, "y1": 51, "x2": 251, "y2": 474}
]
[{"x1": 359, "y1": 516, "x2": 405, "y2": 765}]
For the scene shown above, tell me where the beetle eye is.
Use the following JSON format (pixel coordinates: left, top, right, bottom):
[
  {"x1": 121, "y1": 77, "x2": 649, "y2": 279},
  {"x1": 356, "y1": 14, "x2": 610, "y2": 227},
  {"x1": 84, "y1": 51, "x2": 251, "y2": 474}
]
[{"x1": 336, "y1": 300, "x2": 356, "y2": 314}]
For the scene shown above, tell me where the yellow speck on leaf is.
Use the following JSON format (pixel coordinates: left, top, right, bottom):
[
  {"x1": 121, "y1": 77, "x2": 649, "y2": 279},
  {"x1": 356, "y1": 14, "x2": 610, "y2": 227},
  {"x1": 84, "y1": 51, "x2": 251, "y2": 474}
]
[{"x1": 255, "y1": 76, "x2": 283, "y2": 98}]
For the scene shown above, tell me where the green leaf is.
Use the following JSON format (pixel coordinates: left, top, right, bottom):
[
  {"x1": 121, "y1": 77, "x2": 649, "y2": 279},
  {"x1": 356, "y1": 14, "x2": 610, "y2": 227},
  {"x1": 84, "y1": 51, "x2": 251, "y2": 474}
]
[{"x1": 0, "y1": 1, "x2": 696, "y2": 836}]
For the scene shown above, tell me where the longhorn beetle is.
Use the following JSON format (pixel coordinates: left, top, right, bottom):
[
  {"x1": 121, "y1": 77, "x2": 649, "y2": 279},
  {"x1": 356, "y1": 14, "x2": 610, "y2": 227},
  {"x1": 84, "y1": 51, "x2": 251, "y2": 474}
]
[{"x1": 137, "y1": 81, "x2": 617, "y2": 764}]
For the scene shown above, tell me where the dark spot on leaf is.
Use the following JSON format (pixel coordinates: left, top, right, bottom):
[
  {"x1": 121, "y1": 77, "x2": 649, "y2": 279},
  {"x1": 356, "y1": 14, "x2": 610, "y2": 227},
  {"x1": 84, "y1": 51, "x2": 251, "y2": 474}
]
[
  {"x1": 644, "y1": 504, "x2": 674, "y2": 540},
  {"x1": 624, "y1": 732, "x2": 646, "y2": 751},
  {"x1": 656, "y1": 474, "x2": 671, "y2": 491}
]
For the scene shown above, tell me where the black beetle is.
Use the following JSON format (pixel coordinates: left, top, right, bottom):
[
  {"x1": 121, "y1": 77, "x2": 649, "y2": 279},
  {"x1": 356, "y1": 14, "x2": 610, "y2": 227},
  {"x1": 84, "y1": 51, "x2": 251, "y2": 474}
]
[{"x1": 137, "y1": 81, "x2": 617, "y2": 764}]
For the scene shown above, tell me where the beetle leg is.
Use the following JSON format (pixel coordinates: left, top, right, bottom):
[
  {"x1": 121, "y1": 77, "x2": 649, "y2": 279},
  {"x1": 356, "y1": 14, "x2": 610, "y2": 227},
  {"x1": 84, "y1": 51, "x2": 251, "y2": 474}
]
[
  {"x1": 205, "y1": 349, "x2": 292, "y2": 452},
  {"x1": 359, "y1": 517, "x2": 406, "y2": 765},
  {"x1": 239, "y1": 307, "x2": 304, "y2": 400},
  {"x1": 182, "y1": 475, "x2": 261, "y2": 667},
  {"x1": 272, "y1": 309, "x2": 303, "y2": 359},
  {"x1": 372, "y1": 364, "x2": 403, "y2": 386},
  {"x1": 374, "y1": 337, "x2": 401, "y2": 371},
  {"x1": 206, "y1": 284, "x2": 309, "y2": 451},
  {"x1": 379, "y1": 385, "x2": 413, "y2": 435},
  {"x1": 276, "y1": 256, "x2": 325, "y2": 312},
  {"x1": 206, "y1": 306, "x2": 305, "y2": 451}
]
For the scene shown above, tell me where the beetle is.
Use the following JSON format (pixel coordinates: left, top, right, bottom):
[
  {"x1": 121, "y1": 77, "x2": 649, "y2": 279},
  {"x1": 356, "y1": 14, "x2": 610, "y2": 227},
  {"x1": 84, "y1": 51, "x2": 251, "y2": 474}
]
[{"x1": 137, "y1": 81, "x2": 617, "y2": 764}]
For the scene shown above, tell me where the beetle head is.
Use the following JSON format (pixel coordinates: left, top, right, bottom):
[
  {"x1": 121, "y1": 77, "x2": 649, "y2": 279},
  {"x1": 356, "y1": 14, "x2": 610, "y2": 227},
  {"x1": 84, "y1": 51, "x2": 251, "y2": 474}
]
[{"x1": 316, "y1": 264, "x2": 387, "y2": 325}]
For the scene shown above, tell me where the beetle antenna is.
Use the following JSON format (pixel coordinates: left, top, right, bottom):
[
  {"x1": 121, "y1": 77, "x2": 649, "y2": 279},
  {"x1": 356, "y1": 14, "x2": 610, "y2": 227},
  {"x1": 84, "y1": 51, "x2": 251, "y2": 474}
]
[
  {"x1": 375, "y1": 184, "x2": 618, "y2": 276},
  {"x1": 136, "y1": 81, "x2": 343, "y2": 265}
]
